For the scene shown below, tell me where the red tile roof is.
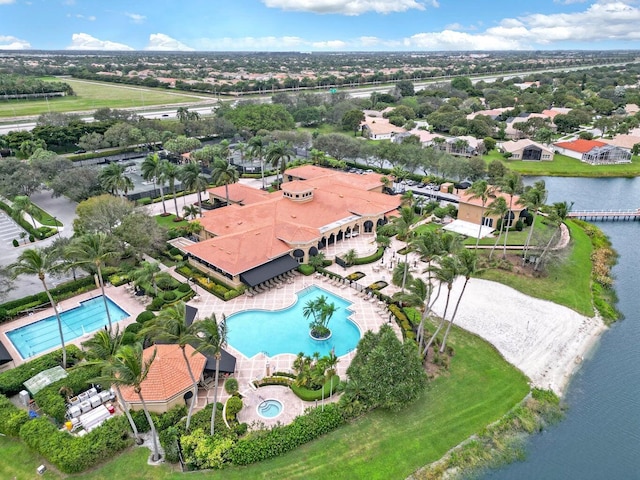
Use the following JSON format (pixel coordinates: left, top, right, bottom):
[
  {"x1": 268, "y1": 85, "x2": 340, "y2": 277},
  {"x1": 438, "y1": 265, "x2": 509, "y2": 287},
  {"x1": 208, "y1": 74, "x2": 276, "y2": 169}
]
[
  {"x1": 554, "y1": 139, "x2": 606, "y2": 153},
  {"x1": 120, "y1": 344, "x2": 206, "y2": 403},
  {"x1": 208, "y1": 183, "x2": 272, "y2": 205},
  {"x1": 458, "y1": 188, "x2": 523, "y2": 210}
]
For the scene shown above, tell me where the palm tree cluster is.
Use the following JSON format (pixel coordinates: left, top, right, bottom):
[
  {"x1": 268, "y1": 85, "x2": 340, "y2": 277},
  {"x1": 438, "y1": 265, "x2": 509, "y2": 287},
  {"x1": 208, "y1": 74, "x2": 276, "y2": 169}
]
[
  {"x1": 292, "y1": 350, "x2": 339, "y2": 396},
  {"x1": 303, "y1": 295, "x2": 338, "y2": 339}
]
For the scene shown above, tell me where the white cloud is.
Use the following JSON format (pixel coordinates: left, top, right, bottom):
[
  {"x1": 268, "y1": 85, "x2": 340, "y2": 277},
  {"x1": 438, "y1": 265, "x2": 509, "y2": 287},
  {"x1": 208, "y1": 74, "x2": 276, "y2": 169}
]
[
  {"x1": 125, "y1": 12, "x2": 146, "y2": 23},
  {"x1": 262, "y1": 0, "x2": 428, "y2": 15},
  {"x1": 0, "y1": 35, "x2": 30, "y2": 50},
  {"x1": 145, "y1": 33, "x2": 194, "y2": 51},
  {"x1": 311, "y1": 40, "x2": 348, "y2": 49},
  {"x1": 66, "y1": 33, "x2": 133, "y2": 51},
  {"x1": 0, "y1": 0, "x2": 16, "y2": 4},
  {"x1": 198, "y1": 36, "x2": 306, "y2": 50},
  {"x1": 359, "y1": 36, "x2": 382, "y2": 46},
  {"x1": 405, "y1": 30, "x2": 524, "y2": 50},
  {"x1": 68, "y1": 13, "x2": 96, "y2": 21}
]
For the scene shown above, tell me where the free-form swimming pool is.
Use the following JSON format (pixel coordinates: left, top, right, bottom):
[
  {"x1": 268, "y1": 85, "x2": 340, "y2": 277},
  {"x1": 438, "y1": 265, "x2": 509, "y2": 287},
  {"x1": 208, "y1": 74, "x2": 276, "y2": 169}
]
[
  {"x1": 7, "y1": 296, "x2": 129, "y2": 359},
  {"x1": 226, "y1": 286, "x2": 360, "y2": 358}
]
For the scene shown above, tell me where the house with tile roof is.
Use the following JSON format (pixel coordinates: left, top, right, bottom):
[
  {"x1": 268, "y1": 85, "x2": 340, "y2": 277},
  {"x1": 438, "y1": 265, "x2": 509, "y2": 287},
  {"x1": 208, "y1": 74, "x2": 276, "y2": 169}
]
[
  {"x1": 183, "y1": 166, "x2": 400, "y2": 289},
  {"x1": 119, "y1": 344, "x2": 207, "y2": 414},
  {"x1": 360, "y1": 116, "x2": 406, "y2": 140},
  {"x1": 457, "y1": 187, "x2": 525, "y2": 230},
  {"x1": 553, "y1": 139, "x2": 631, "y2": 164},
  {"x1": 500, "y1": 139, "x2": 554, "y2": 161}
]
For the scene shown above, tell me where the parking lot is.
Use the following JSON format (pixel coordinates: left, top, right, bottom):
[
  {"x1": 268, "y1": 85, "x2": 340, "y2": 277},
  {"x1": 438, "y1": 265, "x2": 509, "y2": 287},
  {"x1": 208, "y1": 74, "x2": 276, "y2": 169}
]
[{"x1": 0, "y1": 211, "x2": 27, "y2": 248}]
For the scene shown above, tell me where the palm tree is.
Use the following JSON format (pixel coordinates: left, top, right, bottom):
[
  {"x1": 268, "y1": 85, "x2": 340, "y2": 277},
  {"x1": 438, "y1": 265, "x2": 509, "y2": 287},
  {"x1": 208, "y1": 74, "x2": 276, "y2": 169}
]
[
  {"x1": 211, "y1": 158, "x2": 239, "y2": 206},
  {"x1": 394, "y1": 206, "x2": 417, "y2": 292},
  {"x1": 129, "y1": 261, "x2": 168, "y2": 297},
  {"x1": 469, "y1": 180, "x2": 495, "y2": 249},
  {"x1": 82, "y1": 327, "x2": 141, "y2": 443},
  {"x1": 423, "y1": 255, "x2": 460, "y2": 357},
  {"x1": 182, "y1": 204, "x2": 199, "y2": 221},
  {"x1": 141, "y1": 153, "x2": 167, "y2": 215},
  {"x1": 94, "y1": 343, "x2": 161, "y2": 461},
  {"x1": 401, "y1": 189, "x2": 414, "y2": 208},
  {"x1": 393, "y1": 277, "x2": 431, "y2": 351},
  {"x1": 309, "y1": 148, "x2": 326, "y2": 166},
  {"x1": 390, "y1": 166, "x2": 408, "y2": 191},
  {"x1": 10, "y1": 248, "x2": 66, "y2": 367},
  {"x1": 12, "y1": 195, "x2": 38, "y2": 229},
  {"x1": 343, "y1": 249, "x2": 357, "y2": 267},
  {"x1": 265, "y1": 140, "x2": 294, "y2": 188},
  {"x1": 321, "y1": 350, "x2": 340, "y2": 397},
  {"x1": 144, "y1": 302, "x2": 200, "y2": 431},
  {"x1": 162, "y1": 161, "x2": 181, "y2": 218},
  {"x1": 499, "y1": 172, "x2": 523, "y2": 258},
  {"x1": 308, "y1": 252, "x2": 326, "y2": 271},
  {"x1": 518, "y1": 180, "x2": 547, "y2": 265},
  {"x1": 485, "y1": 197, "x2": 509, "y2": 260},
  {"x1": 439, "y1": 249, "x2": 478, "y2": 353},
  {"x1": 180, "y1": 162, "x2": 209, "y2": 217},
  {"x1": 193, "y1": 314, "x2": 227, "y2": 436},
  {"x1": 100, "y1": 163, "x2": 134, "y2": 196},
  {"x1": 66, "y1": 233, "x2": 120, "y2": 332},
  {"x1": 248, "y1": 135, "x2": 267, "y2": 190}
]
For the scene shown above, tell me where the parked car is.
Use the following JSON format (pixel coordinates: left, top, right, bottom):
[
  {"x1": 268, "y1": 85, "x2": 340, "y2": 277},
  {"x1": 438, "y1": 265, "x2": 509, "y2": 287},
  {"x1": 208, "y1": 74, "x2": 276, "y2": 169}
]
[{"x1": 74, "y1": 149, "x2": 86, "y2": 154}]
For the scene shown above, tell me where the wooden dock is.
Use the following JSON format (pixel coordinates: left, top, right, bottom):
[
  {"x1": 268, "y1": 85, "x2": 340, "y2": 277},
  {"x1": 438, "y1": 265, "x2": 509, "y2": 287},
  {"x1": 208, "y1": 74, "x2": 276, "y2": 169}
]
[{"x1": 567, "y1": 210, "x2": 640, "y2": 221}]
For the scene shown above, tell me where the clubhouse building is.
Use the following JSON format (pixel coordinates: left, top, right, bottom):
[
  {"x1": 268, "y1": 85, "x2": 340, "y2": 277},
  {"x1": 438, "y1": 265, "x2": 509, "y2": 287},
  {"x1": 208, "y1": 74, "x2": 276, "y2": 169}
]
[{"x1": 182, "y1": 166, "x2": 401, "y2": 289}]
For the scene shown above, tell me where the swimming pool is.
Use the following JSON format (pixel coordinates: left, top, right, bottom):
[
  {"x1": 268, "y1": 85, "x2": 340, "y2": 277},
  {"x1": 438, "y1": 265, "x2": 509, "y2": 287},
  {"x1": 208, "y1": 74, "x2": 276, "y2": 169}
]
[
  {"x1": 7, "y1": 296, "x2": 130, "y2": 359},
  {"x1": 226, "y1": 286, "x2": 360, "y2": 358},
  {"x1": 257, "y1": 399, "x2": 283, "y2": 419}
]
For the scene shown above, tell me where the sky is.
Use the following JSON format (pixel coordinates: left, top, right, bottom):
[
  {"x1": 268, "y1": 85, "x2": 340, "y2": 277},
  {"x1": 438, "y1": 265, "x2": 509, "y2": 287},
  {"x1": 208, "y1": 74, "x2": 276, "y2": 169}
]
[{"x1": 1, "y1": 0, "x2": 640, "y2": 52}]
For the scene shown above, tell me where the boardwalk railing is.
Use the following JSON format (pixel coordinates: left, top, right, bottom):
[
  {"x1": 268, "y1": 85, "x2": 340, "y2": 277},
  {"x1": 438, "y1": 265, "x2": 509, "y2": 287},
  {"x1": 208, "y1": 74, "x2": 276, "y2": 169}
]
[{"x1": 567, "y1": 209, "x2": 640, "y2": 221}]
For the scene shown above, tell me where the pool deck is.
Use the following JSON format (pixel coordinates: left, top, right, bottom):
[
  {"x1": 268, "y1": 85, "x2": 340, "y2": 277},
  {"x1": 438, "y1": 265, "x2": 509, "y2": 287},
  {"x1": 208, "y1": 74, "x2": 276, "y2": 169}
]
[{"x1": 1, "y1": 231, "x2": 423, "y2": 428}]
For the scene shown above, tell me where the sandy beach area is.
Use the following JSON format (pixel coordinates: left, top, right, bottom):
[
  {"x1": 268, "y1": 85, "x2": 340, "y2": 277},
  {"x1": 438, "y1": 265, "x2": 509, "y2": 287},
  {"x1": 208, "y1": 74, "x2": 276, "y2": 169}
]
[{"x1": 430, "y1": 278, "x2": 606, "y2": 396}]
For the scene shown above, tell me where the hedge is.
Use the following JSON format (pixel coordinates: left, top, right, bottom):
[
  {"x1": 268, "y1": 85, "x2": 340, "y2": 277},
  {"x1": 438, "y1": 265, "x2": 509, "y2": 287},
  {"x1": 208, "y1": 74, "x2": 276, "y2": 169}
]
[
  {"x1": 175, "y1": 264, "x2": 244, "y2": 302},
  {"x1": 136, "y1": 310, "x2": 156, "y2": 324},
  {"x1": 290, "y1": 376, "x2": 341, "y2": 402},
  {"x1": 298, "y1": 264, "x2": 315, "y2": 275},
  {"x1": 20, "y1": 415, "x2": 132, "y2": 474},
  {"x1": 228, "y1": 404, "x2": 344, "y2": 466},
  {"x1": 388, "y1": 304, "x2": 415, "y2": 341},
  {"x1": 353, "y1": 247, "x2": 385, "y2": 265},
  {"x1": 0, "y1": 345, "x2": 83, "y2": 396},
  {"x1": 0, "y1": 275, "x2": 98, "y2": 323},
  {"x1": 0, "y1": 394, "x2": 30, "y2": 437}
]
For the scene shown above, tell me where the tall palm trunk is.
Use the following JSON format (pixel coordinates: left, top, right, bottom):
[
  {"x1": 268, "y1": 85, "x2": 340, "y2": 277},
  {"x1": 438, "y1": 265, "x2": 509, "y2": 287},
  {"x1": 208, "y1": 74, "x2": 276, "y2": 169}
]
[
  {"x1": 423, "y1": 285, "x2": 452, "y2": 357},
  {"x1": 260, "y1": 157, "x2": 265, "y2": 190},
  {"x1": 475, "y1": 204, "x2": 486, "y2": 249},
  {"x1": 522, "y1": 211, "x2": 539, "y2": 265},
  {"x1": 181, "y1": 347, "x2": 198, "y2": 431},
  {"x1": 158, "y1": 182, "x2": 167, "y2": 215},
  {"x1": 440, "y1": 277, "x2": 470, "y2": 353},
  {"x1": 489, "y1": 221, "x2": 505, "y2": 260},
  {"x1": 114, "y1": 386, "x2": 141, "y2": 443},
  {"x1": 502, "y1": 196, "x2": 515, "y2": 258},
  {"x1": 42, "y1": 279, "x2": 66, "y2": 368},
  {"x1": 197, "y1": 190, "x2": 203, "y2": 218},
  {"x1": 211, "y1": 353, "x2": 221, "y2": 436},
  {"x1": 137, "y1": 391, "x2": 160, "y2": 461},
  {"x1": 96, "y1": 264, "x2": 113, "y2": 332},
  {"x1": 172, "y1": 186, "x2": 180, "y2": 218},
  {"x1": 534, "y1": 226, "x2": 560, "y2": 272}
]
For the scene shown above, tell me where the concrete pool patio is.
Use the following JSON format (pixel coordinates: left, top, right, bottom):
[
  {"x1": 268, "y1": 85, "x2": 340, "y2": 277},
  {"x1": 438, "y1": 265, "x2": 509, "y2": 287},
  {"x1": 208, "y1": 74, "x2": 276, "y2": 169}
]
[{"x1": 0, "y1": 231, "x2": 417, "y2": 427}]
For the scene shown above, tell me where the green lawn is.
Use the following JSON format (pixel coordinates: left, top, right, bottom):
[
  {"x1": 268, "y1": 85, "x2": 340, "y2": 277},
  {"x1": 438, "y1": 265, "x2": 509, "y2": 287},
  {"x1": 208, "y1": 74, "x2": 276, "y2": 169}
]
[
  {"x1": 154, "y1": 213, "x2": 188, "y2": 228},
  {"x1": 0, "y1": 325, "x2": 529, "y2": 480},
  {"x1": 483, "y1": 150, "x2": 640, "y2": 177},
  {"x1": 0, "y1": 78, "x2": 211, "y2": 118},
  {"x1": 477, "y1": 220, "x2": 594, "y2": 317},
  {"x1": 463, "y1": 215, "x2": 554, "y2": 247}
]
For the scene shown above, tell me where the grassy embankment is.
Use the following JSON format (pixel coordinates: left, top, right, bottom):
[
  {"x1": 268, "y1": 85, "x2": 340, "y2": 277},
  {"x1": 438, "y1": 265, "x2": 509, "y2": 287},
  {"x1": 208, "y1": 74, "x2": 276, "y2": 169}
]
[
  {"x1": 0, "y1": 324, "x2": 529, "y2": 480},
  {"x1": 0, "y1": 78, "x2": 210, "y2": 118},
  {"x1": 483, "y1": 150, "x2": 640, "y2": 177}
]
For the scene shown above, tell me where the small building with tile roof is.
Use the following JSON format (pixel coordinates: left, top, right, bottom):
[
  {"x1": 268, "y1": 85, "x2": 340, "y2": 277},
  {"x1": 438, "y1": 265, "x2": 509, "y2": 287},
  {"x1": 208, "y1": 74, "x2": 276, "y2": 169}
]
[
  {"x1": 119, "y1": 344, "x2": 207, "y2": 414},
  {"x1": 457, "y1": 187, "x2": 525, "y2": 230},
  {"x1": 500, "y1": 139, "x2": 554, "y2": 161}
]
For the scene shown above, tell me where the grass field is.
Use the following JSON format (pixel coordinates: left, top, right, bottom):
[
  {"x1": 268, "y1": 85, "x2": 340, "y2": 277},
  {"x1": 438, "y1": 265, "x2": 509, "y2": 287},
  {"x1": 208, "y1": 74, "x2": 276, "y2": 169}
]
[
  {"x1": 0, "y1": 78, "x2": 211, "y2": 118},
  {"x1": 0, "y1": 324, "x2": 529, "y2": 480},
  {"x1": 477, "y1": 220, "x2": 594, "y2": 317},
  {"x1": 154, "y1": 213, "x2": 188, "y2": 228},
  {"x1": 484, "y1": 150, "x2": 640, "y2": 177}
]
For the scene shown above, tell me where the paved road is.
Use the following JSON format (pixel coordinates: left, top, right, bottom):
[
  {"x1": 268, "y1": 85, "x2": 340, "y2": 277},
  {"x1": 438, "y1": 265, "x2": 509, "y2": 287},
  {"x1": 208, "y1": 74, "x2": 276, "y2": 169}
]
[{"x1": 1, "y1": 189, "x2": 78, "y2": 302}]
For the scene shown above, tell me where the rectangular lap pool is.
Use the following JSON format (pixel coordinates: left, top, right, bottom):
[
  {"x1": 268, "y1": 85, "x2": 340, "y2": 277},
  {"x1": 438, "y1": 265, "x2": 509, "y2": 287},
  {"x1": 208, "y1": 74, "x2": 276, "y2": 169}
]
[{"x1": 6, "y1": 296, "x2": 129, "y2": 359}]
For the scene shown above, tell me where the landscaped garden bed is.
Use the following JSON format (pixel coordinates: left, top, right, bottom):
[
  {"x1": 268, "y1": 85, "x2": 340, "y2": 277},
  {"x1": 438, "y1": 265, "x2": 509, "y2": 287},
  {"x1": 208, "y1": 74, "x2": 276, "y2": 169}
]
[
  {"x1": 345, "y1": 271, "x2": 366, "y2": 282},
  {"x1": 368, "y1": 280, "x2": 388, "y2": 291}
]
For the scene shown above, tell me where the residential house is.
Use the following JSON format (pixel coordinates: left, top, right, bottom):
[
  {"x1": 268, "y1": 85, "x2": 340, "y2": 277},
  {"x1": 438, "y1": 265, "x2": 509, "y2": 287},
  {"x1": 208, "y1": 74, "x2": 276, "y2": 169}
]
[
  {"x1": 553, "y1": 139, "x2": 631, "y2": 164},
  {"x1": 500, "y1": 139, "x2": 554, "y2": 161},
  {"x1": 360, "y1": 115, "x2": 406, "y2": 140},
  {"x1": 457, "y1": 188, "x2": 525, "y2": 229}
]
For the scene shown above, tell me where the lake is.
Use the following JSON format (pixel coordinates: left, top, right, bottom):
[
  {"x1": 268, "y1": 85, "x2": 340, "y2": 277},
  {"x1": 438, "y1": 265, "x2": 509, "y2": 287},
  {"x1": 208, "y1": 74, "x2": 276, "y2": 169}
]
[{"x1": 485, "y1": 176, "x2": 640, "y2": 479}]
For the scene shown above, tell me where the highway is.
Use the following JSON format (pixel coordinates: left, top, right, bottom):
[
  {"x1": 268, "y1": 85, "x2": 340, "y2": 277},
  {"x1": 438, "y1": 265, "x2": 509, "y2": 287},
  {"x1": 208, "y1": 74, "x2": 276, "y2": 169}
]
[{"x1": 0, "y1": 61, "x2": 636, "y2": 135}]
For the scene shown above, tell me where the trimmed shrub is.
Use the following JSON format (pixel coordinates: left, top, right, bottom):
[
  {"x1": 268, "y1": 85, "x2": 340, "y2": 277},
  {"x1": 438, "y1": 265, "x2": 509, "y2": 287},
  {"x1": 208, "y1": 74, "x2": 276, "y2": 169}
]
[
  {"x1": 125, "y1": 322, "x2": 142, "y2": 335},
  {"x1": 148, "y1": 296, "x2": 165, "y2": 311},
  {"x1": 20, "y1": 415, "x2": 131, "y2": 474},
  {"x1": 12, "y1": 239, "x2": 18, "y2": 247},
  {"x1": 28, "y1": 234, "x2": 35, "y2": 242},
  {"x1": 515, "y1": 219, "x2": 524, "y2": 231},
  {"x1": 291, "y1": 376, "x2": 340, "y2": 402},
  {"x1": 0, "y1": 345, "x2": 82, "y2": 396},
  {"x1": 162, "y1": 291, "x2": 177, "y2": 302},
  {"x1": 298, "y1": 264, "x2": 315, "y2": 275},
  {"x1": 169, "y1": 247, "x2": 181, "y2": 256},
  {"x1": 160, "y1": 426, "x2": 181, "y2": 463},
  {"x1": 177, "y1": 283, "x2": 191, "y2": 293},
  {"x1": 224, "y1": 378, "x2": 239, "y2": 395},
  {"x1": 157, "y1": 276, "x2": 177, "y2": 291},
  {"x1": 353, "y1": 247, "x2": 384, "y2": 265},
  {"x1": 228, "y1": 404, "x2": 344, "y2": 466},
  {"x1": 136, "y1": 310, "x2": 156, "y2": 324},
  {"x1": 0, "y1": 394, "x2": 30, "y2": 437},
  {"x1": 388, "y1": 304, "x2": 415, "y2": 341},
  {"x1": 137, "y1": 197, "x2": 152, "y2": 206},
  {"x1": 121, "y1": 332, "x2": 137, "y2": 345},
  {"x1": 226, "y1": 396, "x2": 243, "y2": 418}
]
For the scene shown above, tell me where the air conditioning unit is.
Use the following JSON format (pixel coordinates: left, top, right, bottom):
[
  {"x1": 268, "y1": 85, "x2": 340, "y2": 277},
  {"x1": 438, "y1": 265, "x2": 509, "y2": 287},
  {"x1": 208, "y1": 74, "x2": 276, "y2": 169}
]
[
  {"x1": 37, "y1": 465, "x2": 47, "y2": 475},
  {"x1": 19, "y1": 390, "x2": 30, "y2": 407}
]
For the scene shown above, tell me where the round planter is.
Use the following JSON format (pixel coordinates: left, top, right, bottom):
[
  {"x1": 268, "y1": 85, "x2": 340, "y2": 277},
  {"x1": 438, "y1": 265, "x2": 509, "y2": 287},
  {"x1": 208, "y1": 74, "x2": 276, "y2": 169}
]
[{"x1": 309, "y1": 329, "x2": 332, "y2": 341}]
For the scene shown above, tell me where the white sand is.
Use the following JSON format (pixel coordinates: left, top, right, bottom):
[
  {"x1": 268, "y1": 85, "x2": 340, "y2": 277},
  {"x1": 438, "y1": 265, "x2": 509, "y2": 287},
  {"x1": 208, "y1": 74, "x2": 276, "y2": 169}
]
[{"x1": 430, "y1": 278, "x2": 606, "y2": 396}]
